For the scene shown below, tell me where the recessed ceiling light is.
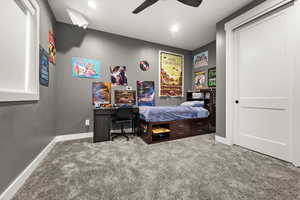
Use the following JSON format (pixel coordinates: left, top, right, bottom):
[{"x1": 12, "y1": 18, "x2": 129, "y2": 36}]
[
  {"x1": 88, "y1": 0, "x2": 97, "y2": 9},
  {"x1": 170, "y1": 24, "x2": 180, "y2": 33}
]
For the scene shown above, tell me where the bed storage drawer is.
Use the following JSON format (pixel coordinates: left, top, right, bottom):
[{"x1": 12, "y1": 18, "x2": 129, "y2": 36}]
[
  {"x1": 190, "y1": 119, "x2": 208, "y2": 135},
  {"x1": 170, "y1": 121, "x2": 190, "y2": 138}
]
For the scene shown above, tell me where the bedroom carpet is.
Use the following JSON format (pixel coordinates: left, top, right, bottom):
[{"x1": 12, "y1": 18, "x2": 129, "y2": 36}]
[{"x1": 12, "y1": 135, "x2": 300, "y2": 200}]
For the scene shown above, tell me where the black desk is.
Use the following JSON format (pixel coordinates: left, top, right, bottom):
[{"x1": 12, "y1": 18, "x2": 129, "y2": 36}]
[{"x1": 93, "y1": 107, "x2": 140, "y2": 143}]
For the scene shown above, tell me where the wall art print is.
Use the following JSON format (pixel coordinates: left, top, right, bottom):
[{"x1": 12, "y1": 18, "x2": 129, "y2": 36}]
[
  {"x1": 159, "y1": 51, "x2": 184, "y2": 97},
  {"x1": 140, "y1": 60, "x2": 150, "y2": 71},
  {"x1": 92, "y1": 82, "x2": 111, "y2": 105},
  {"x1": 39, "y1": 47, "x2": 49, "y2": 87},
  {"x1": 137, "y1": 81, "x2": 155, "y2": 106},
  {"x1": 110, "y1": 66, "x2": 128, "y2": 86},
  {"x1": 115, "y1": 90, "x2": 136, "y2": 105},
  {"x1": 48, "y1": 31, "x2": 56, "y2": 65},
  {"x1": 72, "y1": 57, "x2": 100, "y2": 79},
  {"x1": 194, "y1": 71, "x2": 206, "y2": 90},
  {"x1": 193, "y1": 51, "x2": 208, "y2": 68},
  {"x1": 208, "y1": 67, "x2": 216, "y2": 87}
]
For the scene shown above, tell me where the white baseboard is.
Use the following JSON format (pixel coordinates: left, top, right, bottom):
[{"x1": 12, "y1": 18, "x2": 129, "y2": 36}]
[
  {"x1": 55, "y1": 132, "x2": 93, "y2": 142},
  {"x1": 0, "y1": 132, "x2": 93, "y2": 200},
  {"x1": 215, "y1": 136, "x2": 233, "y2": 145},
  {"x1": 0, "y1": 137, "x2": 56, "y2": 200}
]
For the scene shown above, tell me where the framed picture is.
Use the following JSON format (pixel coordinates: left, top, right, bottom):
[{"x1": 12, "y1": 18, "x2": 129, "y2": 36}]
[
  {"x1": 72, "y1": 57, "x2": 100, "y2": 79},
  {"x1": 194, "y1": 71, "x2": 206, "y2": 90},
  {"x1": 137, "y1": 81, "x2": 155, "y2": 106},
  {"x1": 92, "y1": 82, "x2": 112, "y2": 105},
  {"x1": 208, "y1": 68, "x2": 216, "y2": 87},
  {"x1": 115, "y1": 90, "x2": 136, "y2": 106},
  {"x1": 193, "y1": 51, "x2": 208, "y2": 68},
  {"x1": 39, "y1": 47, "x2": 49, "y2": 87},
  {"x1": 48, "y1": 31, "x2": 56, "y2": 65},
  {"x1": 110, "y1": 66, "x2": 128, "y2": 86},
  {"x1": 159, "y1": 51, "x2": 184, "y2": 97}
]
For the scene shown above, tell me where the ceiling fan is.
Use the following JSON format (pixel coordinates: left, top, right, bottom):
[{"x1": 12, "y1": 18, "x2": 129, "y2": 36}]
[{"x1": 132, "y1": 0, "x2": 203, "y2": 14}]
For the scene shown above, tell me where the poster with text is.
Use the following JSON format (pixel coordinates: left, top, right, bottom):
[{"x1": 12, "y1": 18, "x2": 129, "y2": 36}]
[
  {"x1": 39, "y1": 47, "x2": 49, "y2": 87},
  {"x1": 208, "y1": 68, "x2": 216, "y2": 87},
  {"x1": 159, "y1": 51, "x2": 184, "y2": 97},
  {"x1": 48, "y1": 31, "x2": 56, "y2": 65},
  {"x1": 110, "y1": 66, "x2": 128, "y2": 86},
  {"x1": 193, "y1": 51, "x2": 208, "y2": 68},
  {"x1": 92, "y1": 82, "x2": 111, "y2": 105},
  {"x1": 137, "y1": 81, "x2": 155, "y2": 106},
  {"x1": 194, "y1": 71, "x2": 206, "y2": 90},
  {"x1": 72, "y1": 57, "x2": 100, "y2": 79}
]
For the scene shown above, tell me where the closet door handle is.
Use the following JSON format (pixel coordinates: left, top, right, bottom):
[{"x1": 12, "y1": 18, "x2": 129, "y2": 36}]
[{"x1": 235, "y1": 100, "x2": 239, "y2": 104}]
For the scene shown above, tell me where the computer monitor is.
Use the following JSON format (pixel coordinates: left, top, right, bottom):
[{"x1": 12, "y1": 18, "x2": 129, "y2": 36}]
[{"x1": 114, "y1": 90, "x2": 136, "y2": 106}]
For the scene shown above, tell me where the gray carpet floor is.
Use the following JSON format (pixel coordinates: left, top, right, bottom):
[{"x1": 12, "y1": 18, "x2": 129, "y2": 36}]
[{"x1": 13, "y1": 135, "x2": 300, "y2": 200}]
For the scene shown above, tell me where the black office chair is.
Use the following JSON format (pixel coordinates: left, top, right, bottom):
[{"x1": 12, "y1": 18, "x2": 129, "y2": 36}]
[{"x1": 111, "y1": 107, "x2": 135, "y2": 141}]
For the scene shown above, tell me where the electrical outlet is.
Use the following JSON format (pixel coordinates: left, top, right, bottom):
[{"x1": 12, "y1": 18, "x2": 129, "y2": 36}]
[{"x1": 85, "y1": 119, "x2": 90, "y2": 126}]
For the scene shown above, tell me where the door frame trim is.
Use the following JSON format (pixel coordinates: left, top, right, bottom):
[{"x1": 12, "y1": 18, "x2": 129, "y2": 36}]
[{"x1": 225, "y1": 0, "x2": 297, "y2": 165}]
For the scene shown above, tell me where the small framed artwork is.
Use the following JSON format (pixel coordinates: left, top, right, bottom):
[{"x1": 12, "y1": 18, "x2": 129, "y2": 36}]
[
  {"x1": 39, "y1": 47, "x2": 49, "y2": 87},
  {"x1": 208, "y1": 68, "x2": 216, "y2": 87},
  {"x1": 193, "y1": 51, "x2": 208, "y2": 68},
  {"x1": 115, "y1": 90, "x2": 136, "y2": 106},
  {"x1": 194, "y1": 71, "x2": 206, "y2": 90}
]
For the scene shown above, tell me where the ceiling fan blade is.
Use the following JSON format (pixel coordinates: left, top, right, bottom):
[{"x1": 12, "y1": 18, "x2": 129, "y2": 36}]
[
  {"x1": 132, "y1": 0, "x2": 159, "y2": 14},
  {"x1": 176, "y1": 0, "x2": 203, "y2": 7}
]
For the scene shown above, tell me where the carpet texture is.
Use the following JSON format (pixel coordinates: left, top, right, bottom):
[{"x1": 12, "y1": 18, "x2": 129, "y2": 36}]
[{"x1": 13, "y1": 135, "x2": 300, "y2": 200}]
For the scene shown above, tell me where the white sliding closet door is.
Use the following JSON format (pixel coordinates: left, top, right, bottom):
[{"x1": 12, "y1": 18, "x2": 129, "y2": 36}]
[{"x1": 233, "y1": 9, "x2": 292, "y2": 161}]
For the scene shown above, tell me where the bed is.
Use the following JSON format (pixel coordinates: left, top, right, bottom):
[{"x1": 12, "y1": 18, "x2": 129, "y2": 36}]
[{"x1": 139, "y1": 89, "x2": 215, "y2": 144}]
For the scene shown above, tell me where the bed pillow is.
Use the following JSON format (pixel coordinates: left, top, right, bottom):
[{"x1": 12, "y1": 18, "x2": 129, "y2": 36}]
[{"x1": 181, "y1": 101, "x2": 205, "y2": 107}]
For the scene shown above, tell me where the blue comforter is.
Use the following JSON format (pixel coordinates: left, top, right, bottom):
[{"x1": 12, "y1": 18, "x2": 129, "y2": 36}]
[{"x1": 139, "y1": 106, "x2": 209, "y2": 122}]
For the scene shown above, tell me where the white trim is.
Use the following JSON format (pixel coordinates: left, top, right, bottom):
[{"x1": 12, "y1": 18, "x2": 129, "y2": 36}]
[
  {"x1": 215, "y1": 136, "x2": 233, "y2": 146},
  {"x1": 0, "y1": 137, "x2": 56, "y2": 200},
  {"x1": 158, "y1": 50, "x2": 185, "y2": 97},
  {"x1": 225, "y1": 0, "x2": 297, "y2": 165},
  {"x1": 0, "y1": 0, "x2": 40, "y2": 102},
  {"x1": 55, "y1": 132, "x2": 93, "y2": 142},
  {"x1": 0, "y1": 132, "x2": 93, "y2": 200}
]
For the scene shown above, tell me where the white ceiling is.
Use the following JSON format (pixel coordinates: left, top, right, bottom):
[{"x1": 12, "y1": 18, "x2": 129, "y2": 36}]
[{"x1": 48, "y1": 0, "x2": 253, "y2": 50}]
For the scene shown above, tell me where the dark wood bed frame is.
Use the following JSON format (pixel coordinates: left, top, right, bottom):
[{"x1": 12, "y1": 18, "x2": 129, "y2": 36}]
[{"x1": 140, "y1": 89, "x2": 216, "y2": 144}]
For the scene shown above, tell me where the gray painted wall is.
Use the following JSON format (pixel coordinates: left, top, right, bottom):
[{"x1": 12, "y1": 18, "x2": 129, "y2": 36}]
[
  {"x1": 0, "y1": 0, "x2": 56, "y2": 194},
  {"x1": 55, "y1": 23, "x2": 193, "y2": 135},
  {"x1": 192, "y1": 41, "x2": 216, "y2": 88},
  {"x1": 215, "y1": 0, "x2": 266, "y2": 137}
]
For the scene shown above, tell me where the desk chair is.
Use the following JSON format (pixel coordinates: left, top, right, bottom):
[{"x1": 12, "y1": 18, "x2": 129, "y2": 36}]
[{"x1": 111, "y1": 107, "x2": 135, "y2": 141}]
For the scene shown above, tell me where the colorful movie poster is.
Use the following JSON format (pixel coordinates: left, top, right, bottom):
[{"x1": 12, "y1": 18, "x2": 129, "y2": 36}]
[
  {"x1": 39, "y1": 47, "x2": 49, "y2": 87},
  {"x1": 110, "y1": 66, "x2": 128, "y2": 86},
  {"x1": 159, "y1": 51, "x2": 184, "y2": 97},
  {"x1": 208, "y1": 68, "x2": 216, "y2": 87},
  {"x1": 115, "y1": 90, "x2": 136, "y2": 105},
  {"x1": 48, "y1": 31, "x2": 56, "y2": 64},
  {"x1": 137, "y1": 81, "x2": 155, "y2": 106},
  {"x1": 193, "y1": 51, "x2": 208, "y2": 68},
  {"x1": 72, "y1": 57, "x2": 100, "y2": 79},
  {"x1": 194, "y1": 71, "x2": 206, "y2": 90},
  {"x1": 92, "y1": 82, "x2": 111, "y2": 105}
]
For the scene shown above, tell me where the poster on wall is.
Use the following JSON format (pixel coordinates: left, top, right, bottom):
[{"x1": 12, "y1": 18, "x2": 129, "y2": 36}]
[
  {"x1": 92, "y1": 82, "x2": 111, "y2": 105},
  {"x1": 110, "y1": 66, "x2": 128, "y2": 86},
  {"x1": 139, "y1": 61, "x2": 150, "y2": 71},
  {"x1": 72, "y1": 57, "x2": 100, "y2": 79},
  {"x1": 208, "y1": 68, "x2": 216, "y2": 87},
  {"x1": 48, "y1": 31, "x2": 56, "y2": 65},
  {"x1": 137, "y1": 81, "x2": 155, "y2": 106},
  {"x1": 39, "y1": 47, "x2": 49, "y2": 87},
  {"x1": 194, "y1": 71, "x2": 206, "y2": 90},
  {"x1": 115, "y1": 90, "x2": 136, "y2": 105},
  {"x1": 159, "y1": 51, "x2": 184, "y2": 97},
  {"x1": 193, "y1": 51, "x2": 208, "y2": 68}
]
